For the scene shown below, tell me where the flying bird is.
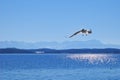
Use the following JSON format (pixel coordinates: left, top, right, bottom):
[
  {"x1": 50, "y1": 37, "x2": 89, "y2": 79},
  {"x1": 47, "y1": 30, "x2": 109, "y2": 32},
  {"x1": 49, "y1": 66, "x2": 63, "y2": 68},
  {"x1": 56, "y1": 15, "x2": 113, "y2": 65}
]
[{"x1": 69, "y1": 29, "x2": 92, "y2": 38}]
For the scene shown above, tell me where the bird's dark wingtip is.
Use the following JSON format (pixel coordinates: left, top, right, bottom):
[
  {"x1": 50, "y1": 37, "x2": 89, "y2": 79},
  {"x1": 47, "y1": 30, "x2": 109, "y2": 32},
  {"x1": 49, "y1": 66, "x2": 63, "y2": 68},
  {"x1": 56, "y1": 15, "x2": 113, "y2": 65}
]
[{"x1": 69, "y1": 36, "x2": 73, "y2": 38}]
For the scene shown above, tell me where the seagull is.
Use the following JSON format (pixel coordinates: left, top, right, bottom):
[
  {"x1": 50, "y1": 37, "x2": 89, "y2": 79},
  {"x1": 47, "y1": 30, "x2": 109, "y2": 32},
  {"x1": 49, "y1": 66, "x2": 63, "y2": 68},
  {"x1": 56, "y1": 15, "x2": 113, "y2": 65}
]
[{"x1": 69, "y1": 29, "x2": 92, "y2": 38}]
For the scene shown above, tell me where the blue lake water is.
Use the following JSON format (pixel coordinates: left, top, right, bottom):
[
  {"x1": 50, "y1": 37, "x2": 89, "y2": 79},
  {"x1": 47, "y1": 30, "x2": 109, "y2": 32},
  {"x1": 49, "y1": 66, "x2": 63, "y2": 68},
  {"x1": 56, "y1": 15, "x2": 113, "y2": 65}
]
[{"x1": 0, "y1": 53, "x2": 120, "y2": 80}]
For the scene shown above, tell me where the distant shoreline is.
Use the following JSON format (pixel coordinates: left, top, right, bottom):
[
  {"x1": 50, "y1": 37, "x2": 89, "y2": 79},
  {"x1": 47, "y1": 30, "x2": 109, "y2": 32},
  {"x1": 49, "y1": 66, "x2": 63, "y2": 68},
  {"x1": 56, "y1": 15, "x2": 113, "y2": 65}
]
[{"x1": 0, "y1": 48, "x2": 120, "y2": 54}]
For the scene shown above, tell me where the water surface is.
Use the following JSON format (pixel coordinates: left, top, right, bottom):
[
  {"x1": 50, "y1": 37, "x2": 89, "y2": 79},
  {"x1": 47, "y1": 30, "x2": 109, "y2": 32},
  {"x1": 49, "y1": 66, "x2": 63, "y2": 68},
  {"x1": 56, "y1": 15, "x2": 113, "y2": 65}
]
[{"x1": 0, "y1": 53, "x2": 120, "y2": 80}]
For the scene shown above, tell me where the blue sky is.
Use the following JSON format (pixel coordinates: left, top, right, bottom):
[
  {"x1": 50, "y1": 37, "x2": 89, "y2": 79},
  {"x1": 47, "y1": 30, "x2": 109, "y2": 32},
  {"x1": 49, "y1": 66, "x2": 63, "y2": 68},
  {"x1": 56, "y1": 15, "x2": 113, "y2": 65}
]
[{"x1": 0, "y1": 0, "x2": 120, "y2": 44}]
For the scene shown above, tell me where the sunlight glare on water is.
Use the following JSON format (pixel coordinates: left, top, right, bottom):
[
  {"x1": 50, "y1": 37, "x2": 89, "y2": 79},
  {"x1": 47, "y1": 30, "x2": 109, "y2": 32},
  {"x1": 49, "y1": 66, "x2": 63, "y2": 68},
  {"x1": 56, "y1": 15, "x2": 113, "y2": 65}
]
[{"x1": 66, "y1": 54, "x2": 116, "y2": 64}]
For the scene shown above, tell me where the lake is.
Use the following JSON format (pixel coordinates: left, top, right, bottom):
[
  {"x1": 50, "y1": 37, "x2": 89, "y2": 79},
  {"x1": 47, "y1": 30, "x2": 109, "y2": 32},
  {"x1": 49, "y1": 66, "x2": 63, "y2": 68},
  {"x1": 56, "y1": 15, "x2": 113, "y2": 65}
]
[{"x1": 0, "y1": 53, "x2": 120, "y2": 80}]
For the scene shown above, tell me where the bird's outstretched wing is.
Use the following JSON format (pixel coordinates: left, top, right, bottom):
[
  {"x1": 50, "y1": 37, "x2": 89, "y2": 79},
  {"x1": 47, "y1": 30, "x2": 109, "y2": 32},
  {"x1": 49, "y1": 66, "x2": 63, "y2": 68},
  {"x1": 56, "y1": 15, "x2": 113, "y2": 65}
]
[{"x1": 69, "y1": 30, "x2": 81, "y2": 38}]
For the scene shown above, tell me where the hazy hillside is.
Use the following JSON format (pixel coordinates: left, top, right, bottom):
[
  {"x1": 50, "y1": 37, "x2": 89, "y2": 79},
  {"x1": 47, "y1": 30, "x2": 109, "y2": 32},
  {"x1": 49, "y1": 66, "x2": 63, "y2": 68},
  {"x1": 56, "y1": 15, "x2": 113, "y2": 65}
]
[{"x1": 0, "y1": 40, "x2": 120, "y2": 49}]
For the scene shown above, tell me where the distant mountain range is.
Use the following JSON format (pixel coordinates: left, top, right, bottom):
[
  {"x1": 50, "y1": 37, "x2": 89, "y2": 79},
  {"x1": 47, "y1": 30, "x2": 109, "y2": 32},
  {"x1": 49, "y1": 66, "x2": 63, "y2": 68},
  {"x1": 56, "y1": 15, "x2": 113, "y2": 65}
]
[{"x1": 0, "y1": 40, "x2": 120, "y2": 49}]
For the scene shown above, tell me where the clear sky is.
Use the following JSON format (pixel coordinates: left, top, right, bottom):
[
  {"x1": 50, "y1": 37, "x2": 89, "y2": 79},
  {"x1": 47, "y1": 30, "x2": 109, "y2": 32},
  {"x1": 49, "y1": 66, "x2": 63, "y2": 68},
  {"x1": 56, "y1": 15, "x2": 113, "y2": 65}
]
[{"x1": 0, "y1": 0, "x2": 120, "y2": 44}]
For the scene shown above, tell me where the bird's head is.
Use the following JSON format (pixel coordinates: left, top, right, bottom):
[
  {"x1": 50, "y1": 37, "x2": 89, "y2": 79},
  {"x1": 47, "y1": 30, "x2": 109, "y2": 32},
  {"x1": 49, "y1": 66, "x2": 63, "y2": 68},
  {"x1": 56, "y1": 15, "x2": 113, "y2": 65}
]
[{"x1": 88, "y1": 29, "x2": 92, "y2": 34}]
